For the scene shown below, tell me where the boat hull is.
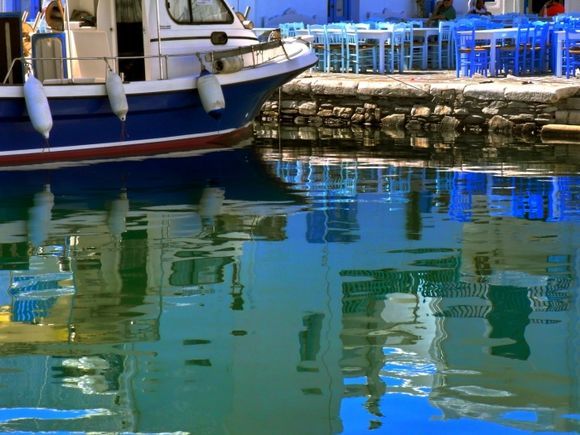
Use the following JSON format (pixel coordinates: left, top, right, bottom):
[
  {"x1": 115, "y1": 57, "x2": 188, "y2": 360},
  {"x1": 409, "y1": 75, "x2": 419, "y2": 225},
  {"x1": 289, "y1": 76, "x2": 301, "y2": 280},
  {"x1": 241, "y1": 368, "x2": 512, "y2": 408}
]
[{"x1": 0, "y1": 62, "x2": 310, "y2": 165}]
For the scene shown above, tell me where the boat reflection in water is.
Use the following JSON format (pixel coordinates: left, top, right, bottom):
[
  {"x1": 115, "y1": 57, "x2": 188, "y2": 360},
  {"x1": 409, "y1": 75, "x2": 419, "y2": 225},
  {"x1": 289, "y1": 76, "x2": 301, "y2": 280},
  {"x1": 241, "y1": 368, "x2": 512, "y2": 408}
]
[{"x1": 0, "y1": 131, "x2": 578, "y2": 433}]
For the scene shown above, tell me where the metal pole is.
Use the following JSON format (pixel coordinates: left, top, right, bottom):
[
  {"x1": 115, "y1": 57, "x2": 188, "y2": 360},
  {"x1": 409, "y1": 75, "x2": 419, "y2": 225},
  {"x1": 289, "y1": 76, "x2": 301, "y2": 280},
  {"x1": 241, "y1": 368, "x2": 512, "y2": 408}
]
[
  {"x1": 63, "y1": 0, "x2": 73, "y2": 80},
  {"x1": 153, "y1": 0, "x2": 163, "y2": 79}
]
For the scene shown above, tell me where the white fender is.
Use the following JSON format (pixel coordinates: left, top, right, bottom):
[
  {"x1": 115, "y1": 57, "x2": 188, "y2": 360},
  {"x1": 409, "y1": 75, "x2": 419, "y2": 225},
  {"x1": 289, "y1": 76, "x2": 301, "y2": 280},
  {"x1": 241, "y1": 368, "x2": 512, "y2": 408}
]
[
  {"x1": 106, "y1": 70, "x2": 129, "y2": 122},
  {"x1": 197, "y1": 68, "x2": 225, "y2": 119},
  {"x1": 23, "y1": 76, "x2": 53, "y2": 140}
]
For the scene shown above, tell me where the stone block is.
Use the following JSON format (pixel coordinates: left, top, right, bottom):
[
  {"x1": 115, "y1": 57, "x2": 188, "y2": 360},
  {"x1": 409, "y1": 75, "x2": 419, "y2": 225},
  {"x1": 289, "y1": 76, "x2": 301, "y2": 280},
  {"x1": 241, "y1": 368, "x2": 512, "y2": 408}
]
[
  {"x1": 565, "y1": 97, "x2": 580, "y2": 110},
  {"x1": 380, "y1": 113, "x2": 406, "y2": 129},
  {"x1": 333, "y1": 106, "x2": 353, "y2": 119},
  {"x1": 505, "y1": 84, "x2": 580, "y2": 104},
  {"x1": 568, "y1": 111, "x2": 580, "y2": 125},
  {"x1": 464, "y1": 115, "x2": 486, "y2": 125},
  {"x1": 405, "y1": 119, "x2": 424, "y2": 131},
  {"x1": 411, "y1": 105, "x2": 432, "y2": 117},
  {"x1": 463, "y1": 83, "x2": 507, "y2": 100},
  {"x1": 311, "y1": 78, "x2": 359, "y2": 96},
  {"x1": 282, "y1": 78, "x2": 313, "y2": 95},
  {"x1": 280, "y1": 100, "x2": 298, "y2": 110},
  {"x1": 317, "y1": 109, "x2": 334, "y2": 118},
  {"x1": 507, "y1": 114, "x2": 536, "y2": 123},
  {"x1": 430, "y1": 82, "x2": 468, "y2": 97},
  {"x1": 489, "y1": 115, "x2": 514, "y2": 133},
  {"x1": 440, "y1": 116, "x2": 460, "y2": 132},
  {"x1": 358, "y1": 81, "x2": 430, "y2": 98},
  {"x1": 453, "y1": 108, "x2": 469, "y2": 116},
  {"x1": 298, "y1": 101, "x2": 317, "y2": 116},
  {"x1": 554, "y1": 110, "x2": 569, "y2": 124},
  {"x1": 433, "y1": 105, "x2": 453, "y2": 116}
]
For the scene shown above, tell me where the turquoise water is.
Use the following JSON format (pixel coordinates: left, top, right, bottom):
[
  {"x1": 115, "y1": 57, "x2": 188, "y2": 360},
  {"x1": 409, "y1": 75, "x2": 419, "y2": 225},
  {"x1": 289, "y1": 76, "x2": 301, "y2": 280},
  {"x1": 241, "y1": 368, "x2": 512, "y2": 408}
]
[{"x1": 0, "y1": 131, "x2": 578, "y2": 434}]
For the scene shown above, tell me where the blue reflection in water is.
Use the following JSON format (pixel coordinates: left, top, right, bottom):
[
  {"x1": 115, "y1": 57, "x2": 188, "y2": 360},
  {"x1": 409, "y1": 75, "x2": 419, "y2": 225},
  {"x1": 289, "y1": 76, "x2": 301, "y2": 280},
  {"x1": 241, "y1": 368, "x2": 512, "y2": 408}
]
[
  {"x1": 0, "y1": 140, "x2": 577, "y2": 433},
  {"x1": 0, "y1": 408, "x2": 109, "y2": 423}
]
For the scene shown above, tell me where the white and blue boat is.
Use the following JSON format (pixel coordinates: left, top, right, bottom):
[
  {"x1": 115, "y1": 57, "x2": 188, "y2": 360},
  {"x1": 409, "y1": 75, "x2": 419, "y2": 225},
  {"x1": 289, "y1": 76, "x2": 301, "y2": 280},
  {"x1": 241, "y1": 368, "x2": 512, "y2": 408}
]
[{"x1": 0, "y1": 0, "x2": 316, "y2": 165}]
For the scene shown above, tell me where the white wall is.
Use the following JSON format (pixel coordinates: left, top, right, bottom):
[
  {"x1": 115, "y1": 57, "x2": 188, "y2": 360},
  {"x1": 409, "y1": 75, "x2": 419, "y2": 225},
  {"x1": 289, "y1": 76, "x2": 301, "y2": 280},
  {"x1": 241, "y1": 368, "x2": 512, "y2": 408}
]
[
  {"x1": 232, "y1": 1, "x2": 326, "y2": 26},
  {"x1": 567, "y1": 0, "x2": 580, "y2": 13},
  {"x1": 234, "y1": 0, "x2": 526, "y2": 26},
  {"x1": 359, "y1": 0, "x2": 416, "y2": 20}
]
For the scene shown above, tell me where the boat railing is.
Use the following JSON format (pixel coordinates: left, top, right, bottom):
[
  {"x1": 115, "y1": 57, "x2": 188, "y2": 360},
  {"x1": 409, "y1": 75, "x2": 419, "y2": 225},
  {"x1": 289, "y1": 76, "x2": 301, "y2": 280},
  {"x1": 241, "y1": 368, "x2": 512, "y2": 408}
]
[
  {"x1": 203, "y1": 40, "x2": 290, "y2": 71},
  {"x1": 2, "y1": 39, "x2": 296, "y2": 85}
]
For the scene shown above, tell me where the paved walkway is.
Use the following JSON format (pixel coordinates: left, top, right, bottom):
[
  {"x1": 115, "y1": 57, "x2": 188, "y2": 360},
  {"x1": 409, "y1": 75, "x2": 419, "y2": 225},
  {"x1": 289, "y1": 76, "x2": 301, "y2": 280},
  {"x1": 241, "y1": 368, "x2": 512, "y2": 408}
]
[{"x1": 299, "y1": 70, "x2": 580, "y2": 86}]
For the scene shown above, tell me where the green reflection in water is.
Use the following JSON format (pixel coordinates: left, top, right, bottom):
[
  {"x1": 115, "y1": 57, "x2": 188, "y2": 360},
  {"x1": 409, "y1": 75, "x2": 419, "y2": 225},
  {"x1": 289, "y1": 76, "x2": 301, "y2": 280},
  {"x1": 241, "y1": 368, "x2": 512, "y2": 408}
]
[{"x1": 0, "y1": 132, "x2": 577, "y2": 434}]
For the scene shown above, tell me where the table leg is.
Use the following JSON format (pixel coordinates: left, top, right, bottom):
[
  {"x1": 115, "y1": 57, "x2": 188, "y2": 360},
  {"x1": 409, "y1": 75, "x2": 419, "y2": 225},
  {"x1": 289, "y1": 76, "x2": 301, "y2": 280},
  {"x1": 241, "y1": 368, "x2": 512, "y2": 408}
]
[
  {"x1": 555, "y1": 33, "x2": 563, "y2": 77},
  {"x1": 378, "y1": 39, "x2": 385, "y2": 74},
  {"x1": 489, "y1": 35, "x2": 497, "y2": 77},
  {"x1": 422, "y1": 37, "x2": 428, "y2": 69}
]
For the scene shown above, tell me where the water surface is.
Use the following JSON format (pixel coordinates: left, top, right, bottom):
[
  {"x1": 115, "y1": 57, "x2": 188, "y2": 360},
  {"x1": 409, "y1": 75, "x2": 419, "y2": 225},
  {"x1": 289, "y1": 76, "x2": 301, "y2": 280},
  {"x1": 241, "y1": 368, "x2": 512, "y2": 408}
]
[{"x1": 0, "y1": 129, "x2": 578, "y2": 434}]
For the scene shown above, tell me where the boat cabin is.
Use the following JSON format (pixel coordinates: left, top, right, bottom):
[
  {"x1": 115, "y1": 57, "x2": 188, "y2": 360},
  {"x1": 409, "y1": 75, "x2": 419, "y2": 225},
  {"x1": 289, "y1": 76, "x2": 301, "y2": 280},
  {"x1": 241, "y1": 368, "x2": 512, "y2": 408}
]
[{"x1": 2, "y1": 0, "x2": 255, "y2": 85}]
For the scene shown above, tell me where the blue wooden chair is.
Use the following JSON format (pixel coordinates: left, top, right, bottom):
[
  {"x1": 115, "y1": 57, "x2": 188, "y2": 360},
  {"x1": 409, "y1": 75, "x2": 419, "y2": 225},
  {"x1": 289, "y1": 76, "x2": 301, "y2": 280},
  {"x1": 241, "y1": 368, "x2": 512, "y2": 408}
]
[
  {"x1": 454, "y1": 24, "x2": 490, "y2": 77},
  {"x1": 325, "y1": 23, "x2": 347, "y2": 72},
  {"x1": 306, "y1": 24, "x2": 328, "y2": 72},
  {"x1": 526, "y1": 21, "x2": 550, "y2": 74},
  {"x1": 564, "y1": 27, "x2": 580, "y2": 78},
  {"x1": 496, "y1": 24, "x2": 529, "y2": 76},
  {"x1": 432, "y1": 20, "x2": 454, "y2": 69},
  {"x1": 344, "y1": 25, "x2": 378, "y2": 73}
]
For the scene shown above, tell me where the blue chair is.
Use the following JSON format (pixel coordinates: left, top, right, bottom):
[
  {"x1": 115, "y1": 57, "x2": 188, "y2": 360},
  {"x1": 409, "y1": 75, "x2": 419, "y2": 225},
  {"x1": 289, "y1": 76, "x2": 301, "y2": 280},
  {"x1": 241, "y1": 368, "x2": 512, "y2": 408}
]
[
  {"x1": 393, "y1": 22, "x2": 414, "y2": 71},
  {"x1": 496, "y1": 24, "x2": 529, "y2": 76},
  {"x1": 377, "y1": 22, "x2": 398, "y2": 72},
  {"x1": 526, "y1": 21, "x2": 550, "y2": 74},
  {"x1": 381, "y1": 22, "x2": 410, "y2": 73},
  {"x1": 344, "y1": 25, "x2": 378, "y2": 73},
  {"x1": 290, "y1": 22, "x2": 305, "y2": 36},
  {"x1": 279, "y1": 23, "x2": 291, "y2": 38},
  {"x1": 325, "y1": 23, "x2": 347, "y2": 72},
  {"x1": 453, "y1": 24, "x2": 490, "y2": 77},
  {"x1": 433, "y1": 20, "x2": 454, "y2": 69},
  {"x1": 306, "y1": 24, "x2": 328, "y2": 71},
  {"x1": 564, "y1": 27, "x2": 580, "y2": 78}
]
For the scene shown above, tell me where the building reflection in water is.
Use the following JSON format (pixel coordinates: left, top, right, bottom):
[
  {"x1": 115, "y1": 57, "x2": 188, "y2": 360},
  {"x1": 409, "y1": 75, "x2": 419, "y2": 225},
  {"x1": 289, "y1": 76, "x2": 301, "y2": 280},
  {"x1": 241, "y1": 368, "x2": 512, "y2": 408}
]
[
  {"x1": 259, "y1": 133, "x2": 579, "y2": 433},
  {"x1": 0, "y1": 136, "x2": 576, "y2": 433}
]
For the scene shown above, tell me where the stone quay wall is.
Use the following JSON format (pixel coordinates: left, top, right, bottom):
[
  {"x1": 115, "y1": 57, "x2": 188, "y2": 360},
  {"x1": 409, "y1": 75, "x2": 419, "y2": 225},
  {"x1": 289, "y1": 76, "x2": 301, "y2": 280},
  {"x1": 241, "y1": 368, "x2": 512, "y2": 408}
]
[{"x1": 259, "y1": 73, "x2": 580, "y2": 138}]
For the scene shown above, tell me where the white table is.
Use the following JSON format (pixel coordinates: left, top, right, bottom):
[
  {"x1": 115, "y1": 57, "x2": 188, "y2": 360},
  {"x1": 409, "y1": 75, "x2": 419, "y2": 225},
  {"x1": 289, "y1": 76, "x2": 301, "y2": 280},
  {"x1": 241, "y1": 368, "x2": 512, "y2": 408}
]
[
  {"x1": 355, "y1": 28, "x2": 440, "y2": 72},
  {"x1": 296, "y1": 26, "x2": 439, "y2": 73},
  {"x1": 297, "y1": 28, "x2": 395, "y2": 73},
  {"x1": 413, "y1": 27, "x2": 439, "y2": 69},
  {"x1": 552, "y1": 30, "x2": 580, "y2": 77},
  {"x1": 354, "y1": 29, "x2": 396, "y2": 73}
]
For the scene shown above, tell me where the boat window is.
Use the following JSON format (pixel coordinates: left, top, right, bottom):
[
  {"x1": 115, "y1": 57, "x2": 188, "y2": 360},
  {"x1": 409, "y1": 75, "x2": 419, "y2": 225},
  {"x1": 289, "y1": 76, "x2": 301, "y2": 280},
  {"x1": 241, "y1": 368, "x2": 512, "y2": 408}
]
[{"x1": 166, "y1": 0, "x2": 234, "y2": 24}]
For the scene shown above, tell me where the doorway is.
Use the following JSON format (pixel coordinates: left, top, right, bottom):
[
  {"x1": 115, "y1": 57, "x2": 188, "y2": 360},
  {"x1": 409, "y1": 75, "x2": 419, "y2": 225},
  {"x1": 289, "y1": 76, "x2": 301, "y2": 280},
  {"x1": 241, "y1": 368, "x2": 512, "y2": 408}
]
[
  {"x1": 328, "y1": 0, "x2": 355, "y2": 23},
  {"x1": 116, "y1": 0, "x2": 145, "y2": 81}
]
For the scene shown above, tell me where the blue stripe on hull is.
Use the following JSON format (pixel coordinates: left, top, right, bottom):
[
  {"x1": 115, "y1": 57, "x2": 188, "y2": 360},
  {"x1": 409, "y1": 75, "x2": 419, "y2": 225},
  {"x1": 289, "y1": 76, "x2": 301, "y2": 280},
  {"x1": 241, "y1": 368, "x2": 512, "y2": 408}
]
[{"x1": 0, "y1": 70, "x2": 294, "y2": 155}]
